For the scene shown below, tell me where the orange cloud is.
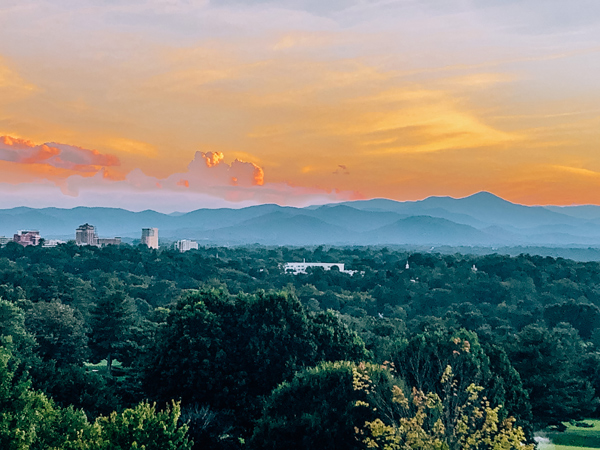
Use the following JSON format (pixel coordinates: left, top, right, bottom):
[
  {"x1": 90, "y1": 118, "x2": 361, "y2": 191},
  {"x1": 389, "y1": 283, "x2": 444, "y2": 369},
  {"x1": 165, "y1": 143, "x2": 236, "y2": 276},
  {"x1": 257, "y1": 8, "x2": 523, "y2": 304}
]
[
  {"x1": 46, "y1": 144, "x2": 359, "y2": 208},
  {"x1": 179, "y1": 151, "x2": 264, "y2": 188},
  {"x1": 0, "y1": 136, "x2": 120, "y2": 176},
  {"x1": 203, "y1": 151, "x2": 224, "y2": 167},
  {"x1": 0, "y1": 136, "x2": 60, "y2": 163}
]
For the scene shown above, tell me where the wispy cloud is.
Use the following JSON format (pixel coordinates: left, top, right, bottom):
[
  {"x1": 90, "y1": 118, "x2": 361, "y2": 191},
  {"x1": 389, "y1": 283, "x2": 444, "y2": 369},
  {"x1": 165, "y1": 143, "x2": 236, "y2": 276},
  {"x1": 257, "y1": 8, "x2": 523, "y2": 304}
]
[{"x1": 0, "y1": 57, "x2": 37, "y2": 101}]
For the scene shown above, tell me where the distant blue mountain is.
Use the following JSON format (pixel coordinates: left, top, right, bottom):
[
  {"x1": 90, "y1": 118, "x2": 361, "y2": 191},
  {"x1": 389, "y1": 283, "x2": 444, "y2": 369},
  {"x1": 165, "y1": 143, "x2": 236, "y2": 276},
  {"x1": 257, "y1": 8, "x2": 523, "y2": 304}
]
[
  {"x1": 2, "y1": 192, "x2": 600, "y2": 247},
  {"x1": 366, "y1": 216, "x2": 496, "y2": 246},
  {"x1": 338, "y1": 192, "x2": 581, "y2": 228}
]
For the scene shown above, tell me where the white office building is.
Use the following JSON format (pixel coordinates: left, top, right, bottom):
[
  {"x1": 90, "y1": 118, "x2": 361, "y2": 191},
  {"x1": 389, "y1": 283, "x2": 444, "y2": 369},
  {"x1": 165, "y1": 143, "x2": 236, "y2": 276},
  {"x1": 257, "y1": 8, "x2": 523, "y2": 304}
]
[
  {"x1": 175, "y1": 239, "x2": 199, "y2": 252},
  {"x1": 43, "y1": 239, "x2": 66, "y2": 248},
  {"x1": 283, "y1": 260, "x2": 356, "y2": 275}
]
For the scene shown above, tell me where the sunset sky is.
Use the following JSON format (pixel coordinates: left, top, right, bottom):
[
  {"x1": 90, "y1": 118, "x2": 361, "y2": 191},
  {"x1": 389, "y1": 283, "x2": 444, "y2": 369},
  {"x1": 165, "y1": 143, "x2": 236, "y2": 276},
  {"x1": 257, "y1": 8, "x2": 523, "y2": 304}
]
[{"x1": 1, "y1": 0, "x2": 599, "y2": 211}]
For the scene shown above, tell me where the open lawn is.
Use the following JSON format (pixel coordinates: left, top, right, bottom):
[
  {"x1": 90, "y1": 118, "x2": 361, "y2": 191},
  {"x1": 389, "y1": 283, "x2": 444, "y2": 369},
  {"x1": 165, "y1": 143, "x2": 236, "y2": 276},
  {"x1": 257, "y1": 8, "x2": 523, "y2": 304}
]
[
  {"x1": 538, "y1": 445, "x2": 599, "y2": 450},
  {"x1": 538, "y1": 420, "x2": 600, "y2": 450},
  {"x1": 84, "y1": 359, "x2": 128, "y2": 381}
]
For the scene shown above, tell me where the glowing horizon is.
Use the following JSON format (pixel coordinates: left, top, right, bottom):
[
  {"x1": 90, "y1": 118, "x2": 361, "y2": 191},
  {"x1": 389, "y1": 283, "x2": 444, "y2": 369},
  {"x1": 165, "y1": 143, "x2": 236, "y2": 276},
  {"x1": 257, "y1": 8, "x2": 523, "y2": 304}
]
[{"x1": 1, "y1": 0, "x2": 600, "y2": 212}]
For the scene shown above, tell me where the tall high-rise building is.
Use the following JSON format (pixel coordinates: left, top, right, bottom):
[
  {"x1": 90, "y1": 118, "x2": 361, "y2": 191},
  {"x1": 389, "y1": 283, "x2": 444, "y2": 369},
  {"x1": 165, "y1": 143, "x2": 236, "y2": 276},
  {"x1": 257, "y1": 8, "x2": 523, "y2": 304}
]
[
  {"x1": 76, "y1": 223, "x2": 98, "y2": 246},
  {"x1": 141, "y1": 228, "x2": 159, "y2": 249}
]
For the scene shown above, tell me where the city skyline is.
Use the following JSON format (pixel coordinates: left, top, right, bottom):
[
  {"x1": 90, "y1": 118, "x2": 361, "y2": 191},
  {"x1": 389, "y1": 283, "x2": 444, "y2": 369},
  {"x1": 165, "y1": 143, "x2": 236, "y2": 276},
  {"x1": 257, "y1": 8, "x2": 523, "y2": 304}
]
[{"x1": 1, "y1": 0, "x2": 599, "y2": 212}]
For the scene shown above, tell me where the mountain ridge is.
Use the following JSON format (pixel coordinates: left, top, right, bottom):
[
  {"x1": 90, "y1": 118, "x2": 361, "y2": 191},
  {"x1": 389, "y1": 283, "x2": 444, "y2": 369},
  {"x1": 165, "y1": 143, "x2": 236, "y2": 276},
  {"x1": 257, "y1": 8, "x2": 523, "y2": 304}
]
[{"x1": 2, "y1": 192, "x2": 600, "y2": 247}]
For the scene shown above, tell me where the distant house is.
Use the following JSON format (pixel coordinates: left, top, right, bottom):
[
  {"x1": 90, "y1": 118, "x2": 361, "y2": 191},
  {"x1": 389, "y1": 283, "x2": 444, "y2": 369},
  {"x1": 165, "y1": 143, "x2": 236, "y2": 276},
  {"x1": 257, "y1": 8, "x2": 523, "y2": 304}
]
[
  {"x1": 0, "y1": 236, "x2": 10, "y2": 247},
  {"x1": 14, "y1": 230, "x2": 41, "y2": 247},
  {"x1": 284, "y1": 260, "x2": 356, "y2": 275}
]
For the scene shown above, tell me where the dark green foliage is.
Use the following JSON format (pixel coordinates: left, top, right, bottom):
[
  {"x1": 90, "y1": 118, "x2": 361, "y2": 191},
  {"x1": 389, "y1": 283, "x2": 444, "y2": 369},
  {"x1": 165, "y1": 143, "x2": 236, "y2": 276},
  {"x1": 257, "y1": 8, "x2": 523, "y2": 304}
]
[
  {"x1": 251, "y1": 361, "x2": 384, "y2": 450},
  {"x1": 32, "y1": 363, "x2": 122, "y2": 416},
  {"x1": 0, "y1": 344, "x2": 94, "y2": 450},
  {"x1": 544, "y1": 299, "x2": 600, "y2": 339},
  {"x1": 1, "y1": 342, "x2": 192, "y2": 450},
  {"x1": 483, "y1": 343, "x2": 533, "y2": 440},
  {"x1": 0, "y1": 299, "x2": 38, "y2": 380},
  {"x1": 506, "y1": 322, "x2": 597, "y2": 427},
  {"x1": 309, "y1": 310, "x2": 370, "y2": 362},
  {"x1": 89, "y1": 289, "x2": 135, "y2": 375},
  {"x1": 180, "y1": 405, "x2": 242, "y2": 450},
  {"x1": 142, "y1": 289, "x2": 370, "y2": 436},
  {"x1": 25, "y1": 301, "x2": 88, "y2": 365},
  {"x1": 3, "y1": 243, "x2": 600, "y2": 439},
  {"x1": 392, "y1": 328, "x2": 490, "y2": 395}
]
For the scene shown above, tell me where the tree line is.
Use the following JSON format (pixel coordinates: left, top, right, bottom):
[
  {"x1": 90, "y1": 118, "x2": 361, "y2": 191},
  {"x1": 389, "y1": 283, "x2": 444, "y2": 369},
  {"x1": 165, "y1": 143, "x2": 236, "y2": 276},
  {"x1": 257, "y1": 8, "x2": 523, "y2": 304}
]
[{"x1": 1, "y1": 242, "x2": 599, "y2": 448}]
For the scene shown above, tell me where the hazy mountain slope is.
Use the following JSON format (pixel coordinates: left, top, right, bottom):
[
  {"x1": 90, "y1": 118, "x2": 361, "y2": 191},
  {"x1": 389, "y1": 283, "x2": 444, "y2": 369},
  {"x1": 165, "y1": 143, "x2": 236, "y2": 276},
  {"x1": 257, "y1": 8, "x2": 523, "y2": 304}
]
[
  {"x1": 3, "y1": 192, "x2": 600, "y2": 247},
  {"x1": 544, "y1": 205, "x2": 600, "y2": 220},
  {"x1": 303, "y1": 205, "x2": 405, "y2": 231},
  {"x1": 0, "y1": 210, "x2": 68, "y2": 236},
  {"x1": 338, "y1": 192, "x2": 580, "y2": 228},
  {"x1": 200, "y1": 214, "x2": 354, "y2": 245},
  {"x1": 177, "y1": 204, "x2": 288, "y2": 230},
  {"x1": 365, "y1": 216, "x2": 499, "y2": 246}
]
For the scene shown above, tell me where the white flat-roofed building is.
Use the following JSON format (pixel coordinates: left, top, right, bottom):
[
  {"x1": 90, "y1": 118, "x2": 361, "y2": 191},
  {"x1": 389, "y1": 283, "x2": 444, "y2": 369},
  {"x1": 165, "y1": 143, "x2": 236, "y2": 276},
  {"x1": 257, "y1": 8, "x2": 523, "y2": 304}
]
[
  {"x1": 141, "y1": 228, "x2": 159, "y2": 249},
  {"x1": 175, "y1": 239, "x2": 198, "y2": 252},
  {"x1": 98, "y1": 237, "x2": 122, "y2": 247},
  {"x1": 43, "y1": 239, "x2": 66, "y2": 248},
  {"x1": 0, "y1": 236, "x2": 10, "y2": 247},
  {"x1": 284, "y1": 260, "x2": 356, "y2": 275}
]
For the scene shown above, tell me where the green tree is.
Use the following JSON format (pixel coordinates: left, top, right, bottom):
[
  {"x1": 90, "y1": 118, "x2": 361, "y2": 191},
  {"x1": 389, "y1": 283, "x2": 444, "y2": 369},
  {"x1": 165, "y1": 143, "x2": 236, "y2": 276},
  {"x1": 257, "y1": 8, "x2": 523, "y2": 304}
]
[
  {"x1": 309, "y1": 310, "x2": 370, "y2": 363},
  {"x1": 392, "y1": 328, "x2": 533, "y2": 439},
  {"x1": 392, "y1": 328, "x2": 490, "y2": 398},
  {"x1": 0, "y1": 344, "x2": 43, "y2": 450},
  {"x1": 72, "y1": 401, "x2": 192, "y2": 450},
  {"x1": 0, "y1": 299, "x2": 38, "y2": 378},
  {"x1": 543, "y1": 299, "x2": 600, "y2": 340},
  {"x1": 507, "y1": 323, "x2": 596, "y2": 427},
  {"x1": 25, "y1": 301, "x2": 88, "y2": 366},
  {"x1": 142, "y1": 289, "x2": 369, "y2": 436},
  {"x1": 251, "y1": 361, "x2": 388, "y2": 450},
  {"x1": 89, "y1": 290, "x2": 135, "y2": 375},
  {"x1": 483, "y1": 344, "x2": 533, "y2": 441},
  {"x1": 0, "y1": 344, "x2": 92, "y2": 450}
]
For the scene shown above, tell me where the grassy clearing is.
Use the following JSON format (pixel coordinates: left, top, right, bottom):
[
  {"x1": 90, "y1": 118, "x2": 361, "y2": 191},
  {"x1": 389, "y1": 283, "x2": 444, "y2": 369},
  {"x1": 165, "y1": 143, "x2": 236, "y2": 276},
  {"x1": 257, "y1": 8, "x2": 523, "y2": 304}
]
[
  {"x1": 538, "y1": 445, "x2": 599, "y2": 450},
  {"x1": 538, "y1": 420, "x2": 600, "y2": 450},
  {"x1": 84, "y1": 359, "x2": 127, "y2": 381}
]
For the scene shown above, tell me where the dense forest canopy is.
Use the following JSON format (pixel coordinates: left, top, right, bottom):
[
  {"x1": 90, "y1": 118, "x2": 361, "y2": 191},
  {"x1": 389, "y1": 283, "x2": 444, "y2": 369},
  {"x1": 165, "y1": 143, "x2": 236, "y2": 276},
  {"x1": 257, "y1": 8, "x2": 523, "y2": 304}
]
[{"x1": 1, "y1": 241, "x2": 599, "y2": 448}]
